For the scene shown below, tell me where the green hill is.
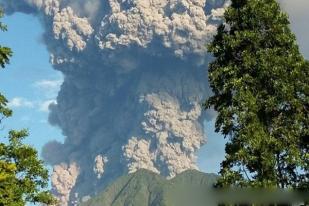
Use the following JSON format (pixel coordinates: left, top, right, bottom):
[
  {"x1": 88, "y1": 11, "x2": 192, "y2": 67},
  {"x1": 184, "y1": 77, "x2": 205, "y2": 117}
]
[{"x1": 80, "y1": 169, "x2": 218, "y2": 206}]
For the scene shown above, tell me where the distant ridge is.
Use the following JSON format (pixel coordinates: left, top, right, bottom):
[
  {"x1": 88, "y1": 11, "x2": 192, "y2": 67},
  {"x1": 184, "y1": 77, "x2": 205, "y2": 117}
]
[{"x1": 81, "y1": 169, "x2": 218, "y2": 206}]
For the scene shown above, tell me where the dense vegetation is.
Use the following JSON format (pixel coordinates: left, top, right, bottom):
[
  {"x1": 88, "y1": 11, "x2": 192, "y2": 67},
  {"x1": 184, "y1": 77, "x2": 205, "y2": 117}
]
[
  {"x1": 205, "y1": 0, "x2": 309, "y2": 189},
  {"x1": 0, "y1": 10, "x2": 56, "y2": 206}
]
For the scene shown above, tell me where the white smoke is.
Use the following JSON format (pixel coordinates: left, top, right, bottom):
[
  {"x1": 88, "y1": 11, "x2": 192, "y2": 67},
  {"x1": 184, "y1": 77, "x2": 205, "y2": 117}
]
[
  {"x1": 96, "y1": 0, "x2": 223, "y2": 57},
  {"x1": 93, "y1": 155, "x2": 108, "y2": 179},
  {"x1": 123, "y1": 93, "x2": 203, "y2": 178},
  {"x1": 25, "y1": 0, "x2": 43, "y2": 8},
  {"x1": 3, "y1": 0, "x2": 226, "y2": 58},
  {"x1": 123, "y1": 137, "x2": 160, "y2": 174},
  {"x1": 1, "y1": 0, "x2": 227, "y2": 205},
  {"x1": 51, "y1": 163, "x2": 79, "y2": 206},
  {"x1": 53, "y1": 7, "x2": 94, "y2": 51}
]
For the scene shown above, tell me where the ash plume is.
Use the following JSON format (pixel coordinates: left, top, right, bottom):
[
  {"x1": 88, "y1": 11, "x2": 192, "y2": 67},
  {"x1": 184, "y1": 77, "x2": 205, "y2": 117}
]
[
  {"x1": 51, "y1": 163, "x2": 80, "y2": 206},
  {"x1": 1, "y1": 0, "x2": 228, "y2": 205}
]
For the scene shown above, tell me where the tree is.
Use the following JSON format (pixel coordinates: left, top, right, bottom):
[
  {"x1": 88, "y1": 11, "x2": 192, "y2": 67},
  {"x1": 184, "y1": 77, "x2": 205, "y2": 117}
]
[
  {"x1": 0, "y1": 10, "x2": 57, "y2": 205},
  {"x1": 205, "y1": 0, "x2": 309, "y2": 189}
]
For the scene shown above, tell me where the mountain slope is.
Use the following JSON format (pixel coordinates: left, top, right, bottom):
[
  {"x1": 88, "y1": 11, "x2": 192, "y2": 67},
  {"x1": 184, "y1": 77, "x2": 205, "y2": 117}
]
[{"x1": 81, "y1": 169, "x2": 218, "y2": 206}]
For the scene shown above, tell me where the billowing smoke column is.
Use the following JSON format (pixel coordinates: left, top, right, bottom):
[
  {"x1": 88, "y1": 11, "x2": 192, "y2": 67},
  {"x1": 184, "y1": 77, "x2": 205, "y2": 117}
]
[{"x1": 2, "y1": 0, "x2": 227, "y2": 205}]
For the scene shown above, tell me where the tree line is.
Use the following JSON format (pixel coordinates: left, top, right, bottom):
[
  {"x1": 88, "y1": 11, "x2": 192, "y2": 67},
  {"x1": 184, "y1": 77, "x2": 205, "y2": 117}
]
[{"x1": 205, "y1": 0, "x2": 308, "y2": 204}]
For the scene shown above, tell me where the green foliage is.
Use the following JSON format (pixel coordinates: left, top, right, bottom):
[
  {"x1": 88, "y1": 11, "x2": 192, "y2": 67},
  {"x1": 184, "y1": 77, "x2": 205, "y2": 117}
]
[
  {"x1": 0, "y1": 10, "x2": 57, "y2": 206},
  {"x1": 0, "y1": 10, "x2": 12, "y2": 69},
  {"x1": 0, "y1": 130, "x2": 57, "y2": 206},
  {"x1": 205, "y1": 0, "x2": 309, "y2": 189}
]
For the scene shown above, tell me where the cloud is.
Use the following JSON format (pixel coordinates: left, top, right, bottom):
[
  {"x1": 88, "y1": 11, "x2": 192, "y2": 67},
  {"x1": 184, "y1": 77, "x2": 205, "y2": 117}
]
[
  {"x1": 8, "y1": 97, "x2": 56, "y2": 113},
  {"x1": 10, "y1": 78, "x2": 60, "y2": 113},
  {"x1": 38, "y1": 99, "x2": 57, "y2": 112},
  {"x1": 8, "y1": 97, "x2": 34, "y2": 108},
  {"x1": 35, "y1": 79, "x2": 62, "y2": 90},
  {"x1": 123, "y1": 93, "x2": 203, "y2": 178},
  {"x1": 34, "y1": 79, "x2": 62, "y2": 98}
]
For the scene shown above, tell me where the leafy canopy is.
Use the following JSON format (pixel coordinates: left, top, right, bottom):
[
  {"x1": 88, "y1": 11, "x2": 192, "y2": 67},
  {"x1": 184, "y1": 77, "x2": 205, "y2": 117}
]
[
  {"x1": 205, "y1": 0, "x2": 309, "y2": 189},
  {"x1": 0, "y1": 9, "x2": 57, "y2": 206}
]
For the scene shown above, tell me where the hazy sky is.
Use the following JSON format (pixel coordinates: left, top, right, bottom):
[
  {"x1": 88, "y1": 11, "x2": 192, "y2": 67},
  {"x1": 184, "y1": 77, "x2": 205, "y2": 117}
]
[
  {"x1": 0, "y1": 0, "x2": 308, "y2": 178},
  {"x1": 280, "y1": 0, "x2": 309, "y2": 58}
]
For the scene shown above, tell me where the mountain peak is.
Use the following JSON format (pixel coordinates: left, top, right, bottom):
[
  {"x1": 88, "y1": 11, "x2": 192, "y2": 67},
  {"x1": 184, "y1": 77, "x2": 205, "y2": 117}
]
[{"x1": 81, "y1": 169, "x2": 218, "y2": 206}]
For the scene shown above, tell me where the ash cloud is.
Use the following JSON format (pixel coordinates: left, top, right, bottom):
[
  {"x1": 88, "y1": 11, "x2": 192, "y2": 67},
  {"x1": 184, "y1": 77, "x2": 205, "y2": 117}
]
[
  {"x1": 51, "y1": 163, "x2": 79, "y2": 206},
  {"x1": 93, "y1": 155, "x2": 108, "y2": 179},
  {"x1": 1, "y1": 0, "x2": 228, "y2": 205},
  {"x1": 123, "y1": 93, "x2": 204, "y2": 178}
]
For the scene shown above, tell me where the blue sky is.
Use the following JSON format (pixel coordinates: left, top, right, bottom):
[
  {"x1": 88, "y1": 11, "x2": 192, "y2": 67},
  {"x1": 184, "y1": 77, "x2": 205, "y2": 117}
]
[
  {"x1": 0, "y1": 0, "x2": 308, "y2": 180},
  {"x1": 0, "y1": 13, "x2": 64, "y2": 153}
]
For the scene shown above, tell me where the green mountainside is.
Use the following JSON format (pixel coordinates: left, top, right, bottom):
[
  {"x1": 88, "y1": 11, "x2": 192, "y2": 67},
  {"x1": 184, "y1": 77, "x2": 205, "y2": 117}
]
[{"x1": 80, "y1": 169, "x2": 218, "y2": 206}]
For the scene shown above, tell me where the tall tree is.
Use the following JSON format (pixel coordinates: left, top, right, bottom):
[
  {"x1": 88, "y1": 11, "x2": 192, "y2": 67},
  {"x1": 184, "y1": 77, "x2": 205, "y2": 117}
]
[
  {"x1": 205, "y1": 0, "x2": 309, "y2": 189},
  {"x1": 0, "y1": 10, "x2": 57, "y2": 205}
]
